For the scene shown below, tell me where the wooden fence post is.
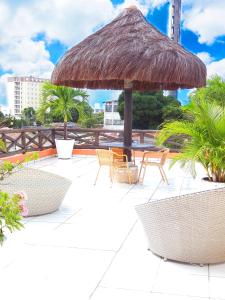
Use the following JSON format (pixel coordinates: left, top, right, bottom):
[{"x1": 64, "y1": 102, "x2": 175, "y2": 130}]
[
  {"x1": 140, "y1": 132, "x2": 145, "y2": 144},
  {"x1": 52, "y1": 128, "x2": 56, "y2": 147},
  {"x1": 21, "y1": 131, "x2": 26, "y2": 153},
  {"x1": 38, "y1": 130, "x2": 43, "y2": 151},
  {"x1": 94, "y1": 131, "x2": 100, "y2": 147}
]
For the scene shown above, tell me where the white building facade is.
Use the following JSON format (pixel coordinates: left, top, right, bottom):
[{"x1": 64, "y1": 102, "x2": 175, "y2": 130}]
[
  {"x1": 104, "y1": 100, "x2": 124, "y2": 130},
  {"x1": 7, "y1": 76, "x2": 48, "y2": 117}
]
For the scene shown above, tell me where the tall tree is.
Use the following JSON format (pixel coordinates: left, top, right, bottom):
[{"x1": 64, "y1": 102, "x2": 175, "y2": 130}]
[
  {"x1": 118, "y1": 91, "x2": 182, "y2": 129},
  {"x1": 22, "y1": 107, "x2": 36, "y2": 126},
  {"x1": 37, "y1": 82, "x2": 88, "y2": 139},
  {"x1": 190, "y1": 75, "x2": 225, "y2": 106}
]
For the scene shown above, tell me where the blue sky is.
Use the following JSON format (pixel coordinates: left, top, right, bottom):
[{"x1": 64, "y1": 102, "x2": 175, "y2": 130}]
[{"x1": 0, "y1": 0, "x2": 225, "y2": 108}]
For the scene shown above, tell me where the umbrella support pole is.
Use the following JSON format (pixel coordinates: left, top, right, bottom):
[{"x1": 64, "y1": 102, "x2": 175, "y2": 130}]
[{"x1": 124, "y1": 86, "x2": 133, "y2": 162}]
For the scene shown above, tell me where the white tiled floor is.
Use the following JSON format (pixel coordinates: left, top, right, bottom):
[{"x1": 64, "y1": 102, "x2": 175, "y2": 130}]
[{"x1": 1, "y1": 154, "x2": 225, "y2": 300}]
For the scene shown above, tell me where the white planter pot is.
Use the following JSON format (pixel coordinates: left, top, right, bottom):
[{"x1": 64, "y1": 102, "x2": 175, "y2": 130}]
[
  {"x1": 201, "y1": 177, "x2": 225, "y2": 189},
  {"x1": 55, "y1": 139, "x2": 75, "y2": 159}
]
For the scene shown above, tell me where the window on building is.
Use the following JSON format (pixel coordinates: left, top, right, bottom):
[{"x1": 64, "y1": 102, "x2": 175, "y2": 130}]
[
  {"x1": 171, "y1": 16, "x2": 175, "y2": 25},
  {"x1": 113, "y1": 104, "x2": 118, "y2": 112},
  {"x1": 113, "y1": 120, "x2": 123, "y2": 125},
  {"x1": 105, "y1": 119, "x2": 113, "y2": 125},
  {"x1": 105, "y1": 104, "x2": 112, "y2": 112}
]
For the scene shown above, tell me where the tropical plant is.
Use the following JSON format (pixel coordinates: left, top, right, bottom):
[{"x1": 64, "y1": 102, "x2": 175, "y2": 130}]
[
  {"x1": 118, "y1": 91, "x2": 183, "y2": 129},
  {"x1": 0, "y1": 152, "x2": 39, "y2": 181},
  {"x1": 0, "y1": 191, "x2": 28, "y2": 244},
  {"x1": 157, "y1": 99, "x2": 225, "y2": 182},
  {"x1": 190, "y1": 75, "x2": 225, "y2": 107},
  {"x1": 37, "y1": 82, "x2": 88, "y2": 139}
]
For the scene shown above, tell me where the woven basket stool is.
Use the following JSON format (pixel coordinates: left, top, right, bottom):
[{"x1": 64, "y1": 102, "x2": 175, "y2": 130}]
[{"x1": 114, "y1": 165, "x2": 138, "y2": 184}]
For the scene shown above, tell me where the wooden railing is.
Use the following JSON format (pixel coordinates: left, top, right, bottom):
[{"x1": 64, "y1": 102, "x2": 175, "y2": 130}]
[{"x1": 0, "y1": 127, "x2": 180, "y2": 157}]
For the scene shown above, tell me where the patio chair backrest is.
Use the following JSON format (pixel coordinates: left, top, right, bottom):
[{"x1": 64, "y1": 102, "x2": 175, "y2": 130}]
[
  {"x1": 96, "y1": 149, "x2": 113, "y2": 166},
  {"x1": 111, "y1": 150, "x2": 129, "y2": 168},
  {"x1": 159, "y1": 148, "x2": 169, "y2": 166}
]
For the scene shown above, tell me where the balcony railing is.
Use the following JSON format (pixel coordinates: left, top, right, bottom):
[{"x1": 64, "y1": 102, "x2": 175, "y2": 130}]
[{"x1": 0, "y1": 127, "x2": 181, "y2": 157}]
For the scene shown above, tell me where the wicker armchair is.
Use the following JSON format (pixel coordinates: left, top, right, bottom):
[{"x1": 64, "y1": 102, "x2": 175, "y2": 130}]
[
  {"x1": 2, "y1": 168, "x2": 72, "y2": 216},
  {"x1": 135, "y1": 187, "x2": 225, "y2": 264}
]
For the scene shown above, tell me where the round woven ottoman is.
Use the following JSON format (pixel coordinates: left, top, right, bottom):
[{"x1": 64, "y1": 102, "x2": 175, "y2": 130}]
[
  {"x1": 1, "y1": 168, "x2": 72, "y2": 216},
  {"x1": 114, "y1": 165, "x2": 138, "y2": 184}
]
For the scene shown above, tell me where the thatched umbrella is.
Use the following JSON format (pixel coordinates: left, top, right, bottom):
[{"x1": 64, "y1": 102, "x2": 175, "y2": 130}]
[{"x1": 51, "y1": 6, "x2": 206, "y2": 160}]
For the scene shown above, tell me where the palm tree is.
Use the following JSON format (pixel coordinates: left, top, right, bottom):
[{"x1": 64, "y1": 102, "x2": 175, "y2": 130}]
[
  {"x1": 157, "y1": 99, "x2": 225, "y2": 182},
  {"x1": 38, "y1": 82, "x2": 88, "y2": 139}
]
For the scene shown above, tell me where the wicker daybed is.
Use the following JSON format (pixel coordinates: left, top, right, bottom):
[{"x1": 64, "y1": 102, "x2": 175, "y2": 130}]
[
  {"x1": 135, "y1": 188, "x2": 225, "y2": 264},
  {"x1": 1, "y1": 168, "x2": 72, "y2": 216}
]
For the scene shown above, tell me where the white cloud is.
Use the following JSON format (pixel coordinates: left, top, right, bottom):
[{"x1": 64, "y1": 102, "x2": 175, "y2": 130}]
[
  {"x1": 197, "y1": 52, "x2": 213, "y2": 65},
  {"x1": 197, "y1": 52, "x2": 225, "y2": 79},
  {"x1": 115, "y1": 0, "x2": 167, "y2": 15},
  {"x1": 0, "y1": 38, "x2": 54, "y2": 78},
  {"x1": 0, "y1": 0, "x2": 168, "y2": 106},
  {"x1": 0, "y1": 0, "x2": 115, "y2": 46},
  {"x1": 0, "y1": 74, "x2": 11, "y2": 105},
  {"x1": 207, "y1": 59, "x2": 225, "y2": 79},
  {"x1": 182, "y1": 0, "x2": 225, "y2": 44}
]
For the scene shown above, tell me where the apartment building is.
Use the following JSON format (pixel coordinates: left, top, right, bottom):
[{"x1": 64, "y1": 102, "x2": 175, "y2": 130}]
[
  {"x1": 7, "y1": 76, "x2": 48, "y2": 117},
  {"x1": 104, "y1": 100, "x2": 124, "y2": 130}
]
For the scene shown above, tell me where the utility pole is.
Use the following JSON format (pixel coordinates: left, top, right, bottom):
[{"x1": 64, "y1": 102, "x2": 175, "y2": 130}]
[{"x1": 167, "y1": 0, "x2": 181, "y2": 99}]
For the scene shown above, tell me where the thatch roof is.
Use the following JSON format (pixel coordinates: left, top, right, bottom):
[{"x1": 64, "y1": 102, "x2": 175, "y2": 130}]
[{"x1": 51, "y1": 6, "x2": 206, "y2": 91}]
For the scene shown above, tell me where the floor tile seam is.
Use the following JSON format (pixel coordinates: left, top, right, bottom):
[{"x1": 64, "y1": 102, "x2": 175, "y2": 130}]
[
  {"x1": 208, "y1": 274, "x2": 225, "y2": 278},
  {"x1": 89, "y1": 219, "x2": 138, "y2": 299},
  {"x1": 97, "y1": 286, "x2": 210, "y2": 299},
  {"x1": 23, "y1": 242, "x2": 116, "y2": 253},
  {"x1": 151, "y1": 287, "x2": 210, "y2": 299},
  {"x1": 27, "y1": 212, "x2": 80, "y2": 223},
  {"x1": 97, "y1": 285, "x2": 153, "y2": 294},
  {"x1": 27, "y1": 220, "x2": 66, "y2": 224},
  {"x1": 119, "y1": 183, "x2": 138, "y2": 203},
  {"x1": 75, "y1": 159, "x2": 99, "y2": 177},
  {"x1": 150, "y1": 257, "x2": 163, "y2": 291},
  {"x1": 62, "y1": 208, "x2": 83, "y2": 223},
  {"x1": 147, "y1": 164, "x2": 196, "y2": 203},
  {"x1": 151, "y1": 261, "x2": 209, "y2": 298},
  {"x1": 190, "y1": 274, "x2": 209, "y2": 277},
  {"x1": 147, "y1": 179, "x2": 163, "y2": 202},
  {"x1": 208, "y1": 265, "x2": 211, "y2": 300},
  {"x1": 53, "y1": 208, "x2": 83, "y2": 229}
]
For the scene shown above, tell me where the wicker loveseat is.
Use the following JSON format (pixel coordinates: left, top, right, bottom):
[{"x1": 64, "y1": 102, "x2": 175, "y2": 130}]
[
  {"x1": 1, "y1": 168, "x2": 72, "y2": 216},
  {"x1": 135, "y1": 188, "x2": 225, "y2": 264}
]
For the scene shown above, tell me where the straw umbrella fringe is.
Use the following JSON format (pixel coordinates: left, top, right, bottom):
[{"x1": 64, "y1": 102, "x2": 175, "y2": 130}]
[
  {"x1": 52, "y1": 6, "x2": 206, "y2": 90},
  {"x1": 51, "y1": 6, "x2": 206, "y2": 160}
]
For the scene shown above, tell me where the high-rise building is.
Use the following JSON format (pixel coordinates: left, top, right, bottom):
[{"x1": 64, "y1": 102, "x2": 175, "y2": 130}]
[
  {"x1": 104, "y1": 100, "x2": 124, "y2": 130},
  {"x1": 7, "y1": 76, "x2": 48, "y2": 117},
  {"x1": 167, "y1": 0, "x2": 182, "y2": 99}
]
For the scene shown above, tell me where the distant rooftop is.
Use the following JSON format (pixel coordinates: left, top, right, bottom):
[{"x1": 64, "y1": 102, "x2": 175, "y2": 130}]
[{"x1": 7, "y1": 75, "x2": 48, "y2": 83}]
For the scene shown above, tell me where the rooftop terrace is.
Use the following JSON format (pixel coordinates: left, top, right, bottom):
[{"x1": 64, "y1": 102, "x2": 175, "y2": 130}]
[{"x1": 0, "y1": 154, "x2": 224, "y2": 300}]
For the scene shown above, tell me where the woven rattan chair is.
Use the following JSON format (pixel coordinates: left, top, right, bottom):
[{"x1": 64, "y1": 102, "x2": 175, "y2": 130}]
[
  {"x1": 2, "y1": 168, "x2": 72, "y2": 216},
  {"x1": 111, "y1": 147, "x2": 136, "y2": 166},
  {"x1": 135, "y1": 187, "x2": 225, "y2": 264},
  {"x1": 95, "y1": 149, "x2": 136, "y2": 185},
  {"x1": 138, "y1": 148, "x2": 169, "y2": 184},
  {"x1": 94, "y1": 149, "x2": 113, "y2": 185}
]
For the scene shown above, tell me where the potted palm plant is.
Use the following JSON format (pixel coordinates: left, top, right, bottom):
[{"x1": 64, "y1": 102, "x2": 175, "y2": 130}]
[
  {"x1": 38, "y1": 82, "x2": 88, "y2": 159},
  {"x1": 157, "y1": 99, "x2": 225, "y2": 183}
]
